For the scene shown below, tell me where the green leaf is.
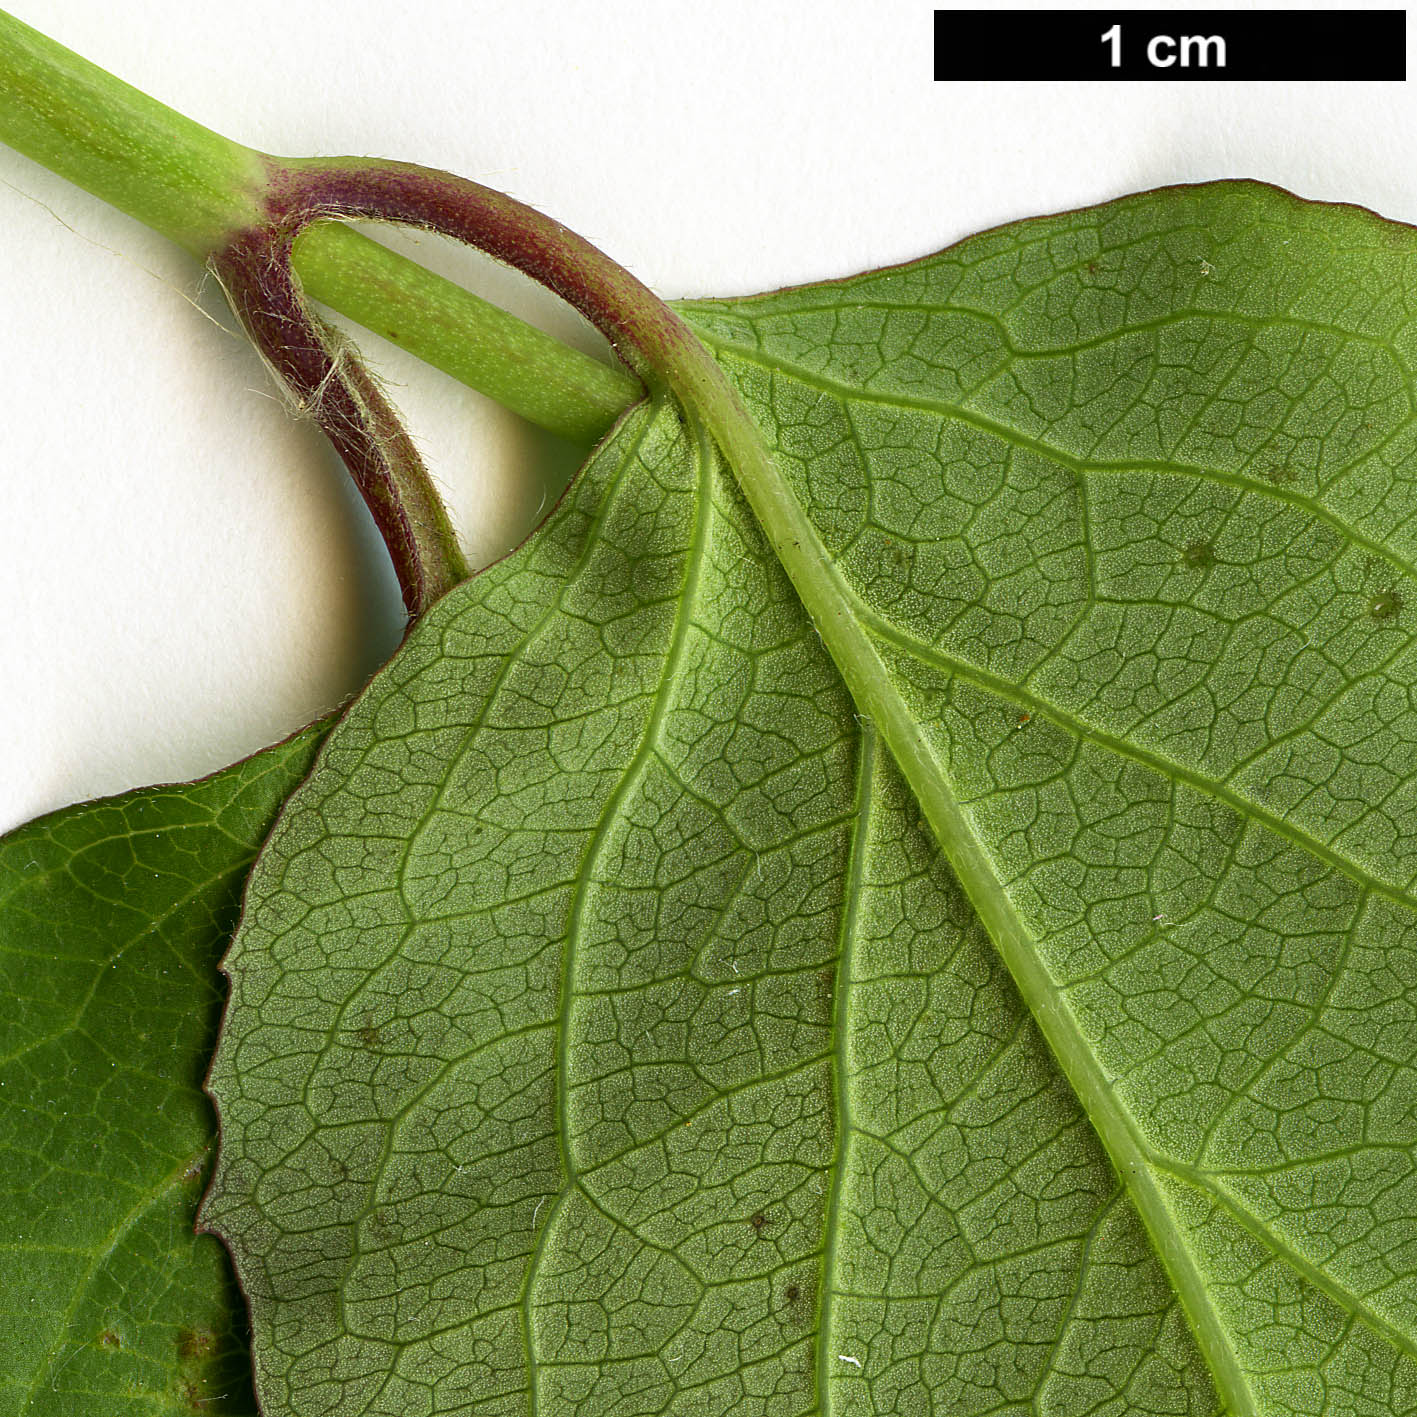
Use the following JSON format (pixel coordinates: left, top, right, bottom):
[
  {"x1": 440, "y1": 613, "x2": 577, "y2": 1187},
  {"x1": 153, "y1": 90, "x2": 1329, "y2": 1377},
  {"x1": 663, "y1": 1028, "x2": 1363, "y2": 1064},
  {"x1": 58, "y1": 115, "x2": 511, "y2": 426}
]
[
  {"x1": 0, "y1": 725, "x2": 324, "y2": 1415},
  {"x1": 206, "y1": 181, "x2": 1417, "y2": 1415}
]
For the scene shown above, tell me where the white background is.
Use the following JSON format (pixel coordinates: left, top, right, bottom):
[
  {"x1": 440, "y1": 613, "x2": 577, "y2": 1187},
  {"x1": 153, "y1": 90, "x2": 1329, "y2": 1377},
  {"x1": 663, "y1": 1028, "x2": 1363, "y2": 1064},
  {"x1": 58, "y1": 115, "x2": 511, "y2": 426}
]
[{"x1": 0, "y1": 0, "x2": 1412, "y2": 831}]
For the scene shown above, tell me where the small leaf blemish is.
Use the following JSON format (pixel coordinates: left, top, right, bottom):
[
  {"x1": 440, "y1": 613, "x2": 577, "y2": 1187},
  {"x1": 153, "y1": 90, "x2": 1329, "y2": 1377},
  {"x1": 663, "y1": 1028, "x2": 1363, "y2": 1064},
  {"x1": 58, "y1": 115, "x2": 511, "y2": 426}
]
[
  {"x1": 1181, "y1": 540, "x2": 1214, "y2": 570},
  {"x1": 1370, "y1": 588, "x2": 1403, "y2": 621}
]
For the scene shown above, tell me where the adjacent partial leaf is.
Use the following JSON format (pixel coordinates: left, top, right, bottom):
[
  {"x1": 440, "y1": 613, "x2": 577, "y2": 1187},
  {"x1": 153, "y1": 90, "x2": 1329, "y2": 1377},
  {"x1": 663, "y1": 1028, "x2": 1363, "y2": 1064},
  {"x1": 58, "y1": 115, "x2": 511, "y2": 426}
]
[
  {"x1": 0, "y1": 726, "x2": 324, "y2": 1415},
  {"x1": 207, "y1": 182, "x2": 1417, "y2": 1416}
]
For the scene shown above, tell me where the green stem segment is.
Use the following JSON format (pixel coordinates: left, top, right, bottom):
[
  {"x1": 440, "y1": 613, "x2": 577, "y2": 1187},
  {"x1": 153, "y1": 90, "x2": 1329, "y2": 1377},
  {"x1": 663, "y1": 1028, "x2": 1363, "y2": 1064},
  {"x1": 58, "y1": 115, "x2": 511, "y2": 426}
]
[
  {"x1": 0, "y1": 7, "x2": 643, "y2": 613},
  {"x1": 0, "y1": 7, "x2": 264, "y2": 249},
  {"x1": 291, "y1": 223, "x2": 637, "y2": 447}
]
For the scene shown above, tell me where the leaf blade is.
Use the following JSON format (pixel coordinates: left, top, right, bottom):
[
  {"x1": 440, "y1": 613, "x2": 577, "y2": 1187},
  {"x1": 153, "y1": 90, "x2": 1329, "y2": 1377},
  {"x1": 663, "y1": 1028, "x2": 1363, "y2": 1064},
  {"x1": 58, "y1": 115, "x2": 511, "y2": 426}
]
[
  {"x1": 206, "y1": 398, "x2": 1213, "y2": 1415},
  {"x1": 210, "y1": 181, "x2": 1417, "y2": 1415}
]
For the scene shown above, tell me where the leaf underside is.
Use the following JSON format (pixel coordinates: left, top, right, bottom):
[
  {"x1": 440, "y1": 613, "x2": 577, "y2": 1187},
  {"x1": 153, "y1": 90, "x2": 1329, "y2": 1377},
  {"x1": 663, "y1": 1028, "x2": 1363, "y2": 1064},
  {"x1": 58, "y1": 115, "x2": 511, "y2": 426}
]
[
  {"x1": 0, "y1": 727, "x2": 324, "y2": 1416},
  {"x1": 206, "y1": 182, "x2": 1417, "y2": 1416}
]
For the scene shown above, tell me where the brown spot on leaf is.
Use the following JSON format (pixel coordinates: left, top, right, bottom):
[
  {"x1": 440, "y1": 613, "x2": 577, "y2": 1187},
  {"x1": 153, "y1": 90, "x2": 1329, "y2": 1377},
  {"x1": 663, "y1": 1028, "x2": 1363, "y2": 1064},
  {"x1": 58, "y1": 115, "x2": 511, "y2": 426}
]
[
  {"x1": 782, "y1": 1275, "x2": 814, "y2": 1325},
  {"x1": 97, "y1": 1329, "x2": 121, "y2": 1351},
  {"x1": 749, "y1": 1211, "x2": 769, "y2": 1234},
  {"x1": 177, "y1": 1327, "x2": 215, "y2": 1362}
]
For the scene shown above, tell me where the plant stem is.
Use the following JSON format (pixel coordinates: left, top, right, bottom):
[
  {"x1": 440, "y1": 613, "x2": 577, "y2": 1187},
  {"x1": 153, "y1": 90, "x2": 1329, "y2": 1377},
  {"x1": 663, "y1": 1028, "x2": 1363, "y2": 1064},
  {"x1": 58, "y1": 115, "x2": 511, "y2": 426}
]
[
  {"x1": 217, "y1": 220, "x2": 470, "y2": 615},
  {"x1": 0, "y1": 8, "x2": 263, "y2": 249},
  {"x1": 0, "y1": 8, "x2": 639, "y2": 445}
]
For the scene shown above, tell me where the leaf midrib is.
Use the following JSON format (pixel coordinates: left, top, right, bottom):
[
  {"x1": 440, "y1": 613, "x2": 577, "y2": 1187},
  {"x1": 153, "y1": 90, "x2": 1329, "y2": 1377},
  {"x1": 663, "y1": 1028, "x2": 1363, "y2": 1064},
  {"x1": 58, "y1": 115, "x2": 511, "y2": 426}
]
[
  {"x1": 690, "y1": 352, "x2": 1265, "y2": 1417},
  {"x1": 693, "y1": 295, "x2": 1417, "y2": 1401},
  {"x1": 1154, "y1": 1155, "x2": 1417, "y2": 1369}
]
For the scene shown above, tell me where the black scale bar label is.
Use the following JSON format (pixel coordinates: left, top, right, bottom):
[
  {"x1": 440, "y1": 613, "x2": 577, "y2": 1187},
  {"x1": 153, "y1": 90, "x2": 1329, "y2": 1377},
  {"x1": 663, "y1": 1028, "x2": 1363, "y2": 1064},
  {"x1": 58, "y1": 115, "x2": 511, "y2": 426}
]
[{"x1": 934, "y1": 10, "x2": 1405, "y2": 80}]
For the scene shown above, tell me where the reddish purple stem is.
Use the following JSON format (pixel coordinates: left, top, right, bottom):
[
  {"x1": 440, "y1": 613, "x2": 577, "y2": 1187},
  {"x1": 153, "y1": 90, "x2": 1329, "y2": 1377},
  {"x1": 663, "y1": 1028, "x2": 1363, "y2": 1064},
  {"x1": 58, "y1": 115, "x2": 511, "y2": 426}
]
[{"x1": 214, "y1": 154, "x2": 714, "y2": 617}]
